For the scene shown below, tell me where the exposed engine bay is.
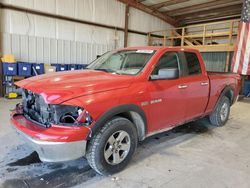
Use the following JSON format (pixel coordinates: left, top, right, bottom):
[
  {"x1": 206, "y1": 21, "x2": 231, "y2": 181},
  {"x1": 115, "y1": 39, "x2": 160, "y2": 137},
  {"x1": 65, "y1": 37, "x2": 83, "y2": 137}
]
[{"x1": 21, "y1": 89, "x2": 92, "y2": 127}]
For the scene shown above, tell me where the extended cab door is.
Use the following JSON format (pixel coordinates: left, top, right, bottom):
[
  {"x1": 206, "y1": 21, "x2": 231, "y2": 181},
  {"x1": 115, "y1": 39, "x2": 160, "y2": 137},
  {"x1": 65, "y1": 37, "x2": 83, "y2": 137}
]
[
  {"x1": 146, "y1": 51, "x2": 187, "y2": 132},
  {"x1": 179, "y1": 51, "x2": 210, "y2": 120}
]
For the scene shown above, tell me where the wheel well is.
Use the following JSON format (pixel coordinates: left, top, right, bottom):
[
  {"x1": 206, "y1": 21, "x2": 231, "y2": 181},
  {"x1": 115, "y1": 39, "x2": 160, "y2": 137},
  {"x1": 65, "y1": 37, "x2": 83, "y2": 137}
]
[
  {"x1": 88, "y1": 104, "x2": 147, "y2": 141},
  {"x1": 223, "y1": 88, "x2": 234, "y2": 105},
  {"x1": 212, "y1": 86, "x2": 234, "y2": 113},
  {"x1": 115, "y1": 111, "x2": 146, "y2": 141}
]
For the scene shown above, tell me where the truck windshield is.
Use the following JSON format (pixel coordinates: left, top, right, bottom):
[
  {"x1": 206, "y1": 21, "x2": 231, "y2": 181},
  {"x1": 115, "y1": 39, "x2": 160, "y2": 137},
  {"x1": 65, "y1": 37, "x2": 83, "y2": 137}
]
[{"x1": 87, "y1": 50, "x2": 155, "y2": 75}]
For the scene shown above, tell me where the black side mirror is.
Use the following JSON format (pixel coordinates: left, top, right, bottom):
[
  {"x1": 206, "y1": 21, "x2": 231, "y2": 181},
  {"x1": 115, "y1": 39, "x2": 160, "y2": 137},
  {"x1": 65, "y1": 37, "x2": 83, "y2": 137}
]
[{"x1": 150, "y1": 68, "x2": 179, "y2": 80}]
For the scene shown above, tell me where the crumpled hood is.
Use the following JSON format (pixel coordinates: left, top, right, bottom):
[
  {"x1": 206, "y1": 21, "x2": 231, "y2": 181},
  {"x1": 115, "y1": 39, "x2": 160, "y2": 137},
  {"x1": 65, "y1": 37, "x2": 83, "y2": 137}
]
[{"x1": 16, "y1": 70, "x2": 134, "y2": 104}]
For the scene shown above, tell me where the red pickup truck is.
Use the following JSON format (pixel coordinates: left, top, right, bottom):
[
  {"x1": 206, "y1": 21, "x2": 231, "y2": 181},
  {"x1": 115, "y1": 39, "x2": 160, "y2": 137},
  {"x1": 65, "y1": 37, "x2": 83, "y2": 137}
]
[{"x1": 11, "y1": 47, "x2": 241, "y2": 175}]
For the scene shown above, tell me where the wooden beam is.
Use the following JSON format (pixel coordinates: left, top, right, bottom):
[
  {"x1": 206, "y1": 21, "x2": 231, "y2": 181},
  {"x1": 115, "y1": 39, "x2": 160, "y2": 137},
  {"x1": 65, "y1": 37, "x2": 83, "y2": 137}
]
[
  {"x1": 202, "y1": 25, "x2": 206, "y2": 45},
  {"x1": 176, "y1": 4, "x2": 242, "y2": 21},
  {"x1": 228, "y1": 20, "x2": 234, "y2": 45},
  {"x1": 148, "y1": 33, "x2": 151, "y2": 45},
  {"x1": 165, "y1": 0, "x2": 243, "y2": 17},
  {"x1": 225, "y1": 51, "x2": 231, "y2": 72},
  {"x1": 181, "y1": 28, "x2": 185, "y2": 46},
  {"x1": 183, "y1": 45, "x2": 235, "y2": 52},
  {"x1": 150, "y1": 0, "x2": 189, "y2": 10},
  {"x1": 172, "y1": 30, "x2": 194, "y2": 46},
  {"x1": 117, "y1": 0, "x2": 178, "y2": 26},
  {"x1": 190, "y1": 35, "x2": 237, "y2": 41},
  {"x1": 124, "y1": 5, "x2": 130, "y2": 47}
]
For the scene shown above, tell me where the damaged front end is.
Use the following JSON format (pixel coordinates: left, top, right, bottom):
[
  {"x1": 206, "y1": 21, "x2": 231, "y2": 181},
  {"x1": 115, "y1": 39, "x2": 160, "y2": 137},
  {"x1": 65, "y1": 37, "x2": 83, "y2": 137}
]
[{"x1": 21, "y1": 89, "x2": 93, "y2": 128}]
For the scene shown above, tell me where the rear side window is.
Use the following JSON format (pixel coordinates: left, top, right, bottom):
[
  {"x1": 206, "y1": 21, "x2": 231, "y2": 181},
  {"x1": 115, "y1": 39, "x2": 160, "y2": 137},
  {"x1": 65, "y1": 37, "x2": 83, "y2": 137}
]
[{"x1": 184, "y1": 52, "x2": 201, "y2": 75}]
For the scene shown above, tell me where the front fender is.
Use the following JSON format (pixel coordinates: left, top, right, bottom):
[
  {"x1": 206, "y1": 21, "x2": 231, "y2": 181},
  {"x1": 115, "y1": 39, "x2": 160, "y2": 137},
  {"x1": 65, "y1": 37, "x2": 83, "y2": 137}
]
[
  {"x1": 63, "y1": 91, "x2": 148, "y2": 140},
  {"x1": 88, "y1": 104, "x2": 147, "y2": 140},
  {"x1": 62, "y1": 89, "x2": 122, "y2": 121}
]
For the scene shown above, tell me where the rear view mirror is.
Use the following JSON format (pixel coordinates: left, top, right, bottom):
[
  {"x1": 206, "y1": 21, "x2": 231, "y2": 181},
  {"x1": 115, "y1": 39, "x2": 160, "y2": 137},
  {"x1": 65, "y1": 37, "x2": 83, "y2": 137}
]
[{"x1": 150, "y1": 68, "x2": 179, "y2": 80}]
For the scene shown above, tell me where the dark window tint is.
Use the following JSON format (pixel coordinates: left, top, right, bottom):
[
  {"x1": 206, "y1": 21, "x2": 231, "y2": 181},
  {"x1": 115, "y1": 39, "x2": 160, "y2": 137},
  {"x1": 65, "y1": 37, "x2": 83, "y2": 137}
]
[
  {"x1": 152, "y1": 52, "x2": 179, "y2": 75},
  {"x1": 184, "y1": 52, "x2": 201, "y2": 75}
]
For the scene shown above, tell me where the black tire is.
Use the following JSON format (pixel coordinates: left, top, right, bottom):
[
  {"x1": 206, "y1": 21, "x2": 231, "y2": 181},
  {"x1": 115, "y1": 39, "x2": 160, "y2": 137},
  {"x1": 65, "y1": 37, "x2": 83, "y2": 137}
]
[
  {"x1": 209, "y1": 96, "x2": 231, "y2": 127},
  {"x1": 86, "y1": 117, "x2": 138, "y2": 175}
]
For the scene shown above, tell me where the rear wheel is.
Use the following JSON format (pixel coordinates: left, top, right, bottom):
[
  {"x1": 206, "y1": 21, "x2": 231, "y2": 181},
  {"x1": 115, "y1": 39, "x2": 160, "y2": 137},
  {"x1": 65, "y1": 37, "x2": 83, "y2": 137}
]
[
  {"x1": 86, "y1": 117, "x2": 138, "y2": 175},
  {"x1": 209, "y1": 96, "x2": 230, "y2": 126}
]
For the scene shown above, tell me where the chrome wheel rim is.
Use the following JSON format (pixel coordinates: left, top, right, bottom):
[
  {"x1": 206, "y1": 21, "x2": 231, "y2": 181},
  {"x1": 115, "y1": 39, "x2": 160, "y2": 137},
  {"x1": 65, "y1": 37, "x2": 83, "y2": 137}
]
[
  {"x1": 220, "y1": 102, "x2": 229, "y2": 122},
  {"x1": 104, "y1": 130, "x2": 131, "y2": 165}
]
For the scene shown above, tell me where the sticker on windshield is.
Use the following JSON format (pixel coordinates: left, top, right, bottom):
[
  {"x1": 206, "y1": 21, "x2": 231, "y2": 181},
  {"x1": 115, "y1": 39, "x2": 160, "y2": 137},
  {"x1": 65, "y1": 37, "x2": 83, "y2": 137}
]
[{"x1": 136, "y1": 50, "x2": 154, "y2": 54}]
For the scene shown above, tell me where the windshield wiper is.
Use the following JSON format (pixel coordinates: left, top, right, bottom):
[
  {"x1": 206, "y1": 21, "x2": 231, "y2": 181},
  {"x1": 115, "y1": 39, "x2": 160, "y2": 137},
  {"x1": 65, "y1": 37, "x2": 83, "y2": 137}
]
[{"x1": 94, "y1": 68, "x2": 120, "y2": 74}]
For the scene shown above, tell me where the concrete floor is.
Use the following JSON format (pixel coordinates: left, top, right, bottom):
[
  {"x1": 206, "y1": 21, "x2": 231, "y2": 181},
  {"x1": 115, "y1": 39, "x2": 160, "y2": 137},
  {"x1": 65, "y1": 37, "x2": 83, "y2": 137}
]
[{"x1": 0, "y1": 98, "x2": 250, "y2": 188}]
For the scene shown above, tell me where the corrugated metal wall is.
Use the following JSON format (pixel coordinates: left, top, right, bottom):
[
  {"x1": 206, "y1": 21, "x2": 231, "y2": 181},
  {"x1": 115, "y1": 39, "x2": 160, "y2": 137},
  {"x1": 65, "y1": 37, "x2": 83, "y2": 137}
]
[
  {"x1": 201, "y1": 52, "x2": 233, "y2": 72},
  {"x1": 1, "y1": 33, "x2": 116, "y2": 64},
  {"x1": 0, "y1": 0, "x2": 173, "y2": 64}
]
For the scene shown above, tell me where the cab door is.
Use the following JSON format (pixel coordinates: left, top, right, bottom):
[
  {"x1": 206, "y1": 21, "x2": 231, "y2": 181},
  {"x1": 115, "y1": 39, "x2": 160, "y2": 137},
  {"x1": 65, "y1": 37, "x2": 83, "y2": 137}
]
[
  {"x1": 179, "y1": 52, "x2": 210, "y2": 120},
  {"x1": 146, "y1": 51, "x2": 188, "y2": 133}
]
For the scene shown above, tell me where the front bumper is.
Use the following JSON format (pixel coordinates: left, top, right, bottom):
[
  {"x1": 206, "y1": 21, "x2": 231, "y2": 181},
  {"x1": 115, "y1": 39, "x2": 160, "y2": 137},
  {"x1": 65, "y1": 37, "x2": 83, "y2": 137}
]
[
  {"x1": 11, "y1": 112, "x2": 90, "y2": 162},
  {"x1": 15, "y1": 127, "x2": 87, "y2": 162}
]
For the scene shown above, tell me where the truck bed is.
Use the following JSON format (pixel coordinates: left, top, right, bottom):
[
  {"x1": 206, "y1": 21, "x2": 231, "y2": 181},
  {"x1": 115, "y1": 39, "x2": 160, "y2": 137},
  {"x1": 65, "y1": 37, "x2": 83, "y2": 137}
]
[{"x1": 206, "y1": 71, "x2": 241, "y2": 113}]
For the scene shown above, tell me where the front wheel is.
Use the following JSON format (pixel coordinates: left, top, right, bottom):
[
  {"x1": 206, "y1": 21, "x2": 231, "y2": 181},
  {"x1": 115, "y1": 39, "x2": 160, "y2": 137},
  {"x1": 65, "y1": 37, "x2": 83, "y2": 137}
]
[
  {"x1": 86, "y1": 117, "x2": 138, "y2": 175},
  {"x1": 209, "y1": 96, "x2": 231, "y2": 126}
]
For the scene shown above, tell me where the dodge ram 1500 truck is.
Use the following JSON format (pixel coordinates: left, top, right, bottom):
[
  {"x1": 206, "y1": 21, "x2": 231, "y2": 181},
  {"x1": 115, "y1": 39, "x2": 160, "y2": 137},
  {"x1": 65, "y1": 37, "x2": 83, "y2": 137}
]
[{"x1": 11, "y1": 47, "x2": 241, "y2": 175}]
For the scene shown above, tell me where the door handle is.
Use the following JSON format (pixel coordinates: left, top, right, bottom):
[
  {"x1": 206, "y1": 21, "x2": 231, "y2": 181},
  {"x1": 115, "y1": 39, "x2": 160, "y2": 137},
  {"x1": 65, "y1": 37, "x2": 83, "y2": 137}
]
[
  {"x1": 201, "y1": 82, "x2": 209, "y2": 86},
  {"x1": 178, "y1": 85, "x2": 188, "y2": 89}
]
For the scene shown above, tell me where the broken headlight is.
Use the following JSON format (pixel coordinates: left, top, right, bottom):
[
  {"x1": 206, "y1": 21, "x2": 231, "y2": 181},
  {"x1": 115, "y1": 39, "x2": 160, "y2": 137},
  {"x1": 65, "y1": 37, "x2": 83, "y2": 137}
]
[{"x1": 50, "y1": 104, "x2": 93, "y2": 126}]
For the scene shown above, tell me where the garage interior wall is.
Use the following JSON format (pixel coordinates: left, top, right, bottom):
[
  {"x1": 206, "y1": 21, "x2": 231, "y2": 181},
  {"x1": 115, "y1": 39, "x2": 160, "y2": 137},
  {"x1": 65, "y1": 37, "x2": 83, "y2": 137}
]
[
  {"x1": 186, "y1": 21, "x2": 238, "y2": 72},
  {"x1": 201, "y1": 52, "x2": 233, "y2": 72},
  {"x1": 0, "y1": 0, "x2": 173, "y2": 65}
]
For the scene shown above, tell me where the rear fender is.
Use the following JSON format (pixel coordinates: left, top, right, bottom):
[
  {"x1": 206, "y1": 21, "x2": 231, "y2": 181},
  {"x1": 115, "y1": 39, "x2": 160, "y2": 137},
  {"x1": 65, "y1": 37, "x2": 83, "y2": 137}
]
[{"x1": 213, "y1": 86, "x2": 234, "y2": 112}]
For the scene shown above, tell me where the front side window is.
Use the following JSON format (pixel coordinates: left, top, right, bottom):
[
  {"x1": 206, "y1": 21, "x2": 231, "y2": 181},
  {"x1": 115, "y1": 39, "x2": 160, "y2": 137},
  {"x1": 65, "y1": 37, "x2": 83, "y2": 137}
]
[
  {"x1": 151, "y1": 52, "x2": 179, "y2": 75},
  {"x1": 184, "y1": 52, "x2": 201, "y2": 75},
  {"x1": 87, "y1": 50, "x2": 155, "y2": 75}
]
